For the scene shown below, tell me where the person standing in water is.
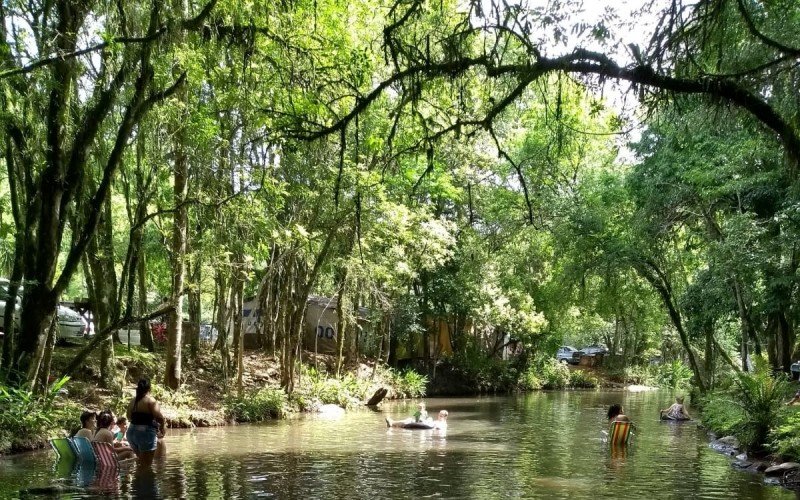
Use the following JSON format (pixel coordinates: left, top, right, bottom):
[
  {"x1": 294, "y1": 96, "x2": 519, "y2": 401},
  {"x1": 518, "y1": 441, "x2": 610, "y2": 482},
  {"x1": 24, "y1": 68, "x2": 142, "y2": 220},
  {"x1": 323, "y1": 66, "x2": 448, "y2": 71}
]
[{"x1": 126, "y1": 378, "x2": 166, "y2": 466}]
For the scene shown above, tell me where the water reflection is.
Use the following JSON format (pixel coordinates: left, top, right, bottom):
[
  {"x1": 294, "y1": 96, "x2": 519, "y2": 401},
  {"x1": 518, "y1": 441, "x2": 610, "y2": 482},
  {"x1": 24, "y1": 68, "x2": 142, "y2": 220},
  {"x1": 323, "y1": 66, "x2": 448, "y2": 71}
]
[{"x1": 2, "y1": 392, "x2": 796, "y2": 499}]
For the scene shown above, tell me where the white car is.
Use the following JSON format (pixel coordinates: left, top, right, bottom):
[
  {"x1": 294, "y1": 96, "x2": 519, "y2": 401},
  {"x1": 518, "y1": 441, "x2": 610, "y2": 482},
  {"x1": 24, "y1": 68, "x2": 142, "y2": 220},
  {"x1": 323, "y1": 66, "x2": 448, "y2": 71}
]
[
  {"x1": 0, "y1": 278, "x2": 21, "y2": 335},
  {"x1": 56, "y1": 305, "x2": 88, "y2": 339},
  {"x1": 1, "y1": 278, "x2": 87, "y2": 339}
]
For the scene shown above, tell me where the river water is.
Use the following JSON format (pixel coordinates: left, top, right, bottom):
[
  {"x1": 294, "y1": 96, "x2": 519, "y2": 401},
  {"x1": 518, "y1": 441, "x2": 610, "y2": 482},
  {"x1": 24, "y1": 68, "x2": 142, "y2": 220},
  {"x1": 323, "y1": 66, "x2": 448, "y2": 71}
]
[{"x1": 1, "y1": 390, "x2": 796, "y2": 499}]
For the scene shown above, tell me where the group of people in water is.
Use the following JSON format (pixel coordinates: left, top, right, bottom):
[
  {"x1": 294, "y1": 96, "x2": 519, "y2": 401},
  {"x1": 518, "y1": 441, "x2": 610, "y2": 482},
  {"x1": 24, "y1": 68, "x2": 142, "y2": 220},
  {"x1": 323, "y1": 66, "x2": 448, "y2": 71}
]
[
  {"x1": 73, "y1": 378, "x2": 166, "y2": 466},
  {"x1": 606, "y1": 396, "x2": 692, "y2": 425}
]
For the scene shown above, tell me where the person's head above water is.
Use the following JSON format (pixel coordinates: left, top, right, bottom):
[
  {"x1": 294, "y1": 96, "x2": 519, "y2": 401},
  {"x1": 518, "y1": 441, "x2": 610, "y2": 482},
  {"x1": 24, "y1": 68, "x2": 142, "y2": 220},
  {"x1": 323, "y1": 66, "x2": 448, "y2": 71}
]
[
  {"x1": 438, "y1": 410, "x2": 448, "y2": 419},
  {"x1": 135, "y1": 378, "x2": 151, "y2": 402},
  {"x1": 418, "y1": 402, "x2": 426, "y2": 409},
  {"x1": 80, "y1": 410, "x2": 97, "y2": 429},
  {"x1": 607, "y1": 404, "x2": 624, "y2": 420}
]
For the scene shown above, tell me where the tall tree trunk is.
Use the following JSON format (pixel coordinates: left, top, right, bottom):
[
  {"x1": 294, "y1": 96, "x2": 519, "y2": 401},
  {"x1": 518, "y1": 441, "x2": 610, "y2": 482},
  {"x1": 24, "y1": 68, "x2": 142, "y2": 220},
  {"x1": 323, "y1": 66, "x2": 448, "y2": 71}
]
[
  {"x1": 36, "y1": 319, "x2": 58, "y2": 393},
  {"x1": 188, "y1": 260, "x2": 202, "y2": 358},
  {"x1": 165, "y1": 9, "x2": 189, "y2": 388},
  {"x1": 233, "y1": 278, "x2": 244, "y2": 395},
  {"x1": 84, "y1": 195, "x2": 120, "y2": 386},
  {"x1": 137, "y1": 250, "x2": 154, "y2": 351},
  {"x1": 335, "y1": 269, "x2": 348, "y2": 377}
]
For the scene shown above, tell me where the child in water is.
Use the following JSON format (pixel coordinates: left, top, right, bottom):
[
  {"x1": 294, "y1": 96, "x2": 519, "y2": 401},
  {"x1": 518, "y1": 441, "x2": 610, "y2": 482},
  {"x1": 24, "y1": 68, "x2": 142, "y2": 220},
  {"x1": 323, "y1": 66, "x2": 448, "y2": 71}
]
[
  {"x1": 413, "y1": 402, "x2": 429, "y2": 422},
  {"x1": 660, "y1": 396, "x2": 692, "y2": 420}
]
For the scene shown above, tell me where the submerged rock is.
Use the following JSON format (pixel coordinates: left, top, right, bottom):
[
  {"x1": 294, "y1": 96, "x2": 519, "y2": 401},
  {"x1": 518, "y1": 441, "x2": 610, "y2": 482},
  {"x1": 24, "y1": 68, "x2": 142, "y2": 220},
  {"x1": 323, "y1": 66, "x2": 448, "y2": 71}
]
[
  {"x1": 732, "y1": 460, "x2": 752, "y2": 470},
  {"x1": 316, "y1": 404, "x2": 345, "y2": 419},
  {"x1": 764, "y1": 462, "x2": 800, "y2": 476},
  {"x1": 748, "y1": 462, "x2": 770, "y2": 473},
  {"x1": 625, "y1": 384, "x2": 657, "y2": 392},
  {"x1": 710, "y1": 436, "x2": 740, "y2": 455}
]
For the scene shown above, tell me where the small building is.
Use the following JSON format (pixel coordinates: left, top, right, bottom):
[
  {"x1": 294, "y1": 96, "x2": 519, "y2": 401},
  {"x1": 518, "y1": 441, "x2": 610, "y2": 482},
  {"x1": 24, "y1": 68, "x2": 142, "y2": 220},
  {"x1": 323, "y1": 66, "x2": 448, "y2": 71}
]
[{"x1": 241, "y1": 295, "x2": 366, "y2": 353}]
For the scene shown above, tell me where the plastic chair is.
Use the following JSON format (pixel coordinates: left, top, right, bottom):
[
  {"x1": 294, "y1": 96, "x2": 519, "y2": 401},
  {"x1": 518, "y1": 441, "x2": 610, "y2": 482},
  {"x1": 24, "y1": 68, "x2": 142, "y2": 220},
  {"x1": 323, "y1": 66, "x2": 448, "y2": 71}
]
[
  {"x1": 90, "y1": 442, "x2": 122, "y2": 494},
  {"x1": 69, "y1": 437, "x2": 98, "y2": 487},
  {"x1": 70, "y1": 436, "x2": 97, "y2": 464},
  {"x1": 91, "y1": 442, "x2": 120, "y2": 470},
  {"x1": 608, "y1": 421, "x2": 632, "y2": 446},
  {"x1": 50, "y1": 437, "x2": 77, "y2": 460},
  {"x1": 49, "y1": 438, "x2": 78, "y2": 477}
]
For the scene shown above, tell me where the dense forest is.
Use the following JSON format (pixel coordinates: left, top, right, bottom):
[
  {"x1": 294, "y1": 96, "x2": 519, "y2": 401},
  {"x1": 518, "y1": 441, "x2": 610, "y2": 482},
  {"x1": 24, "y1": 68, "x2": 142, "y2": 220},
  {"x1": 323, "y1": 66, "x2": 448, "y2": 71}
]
[{"x1": 1, "y1": 0, "x2": 799, "y2": 457}]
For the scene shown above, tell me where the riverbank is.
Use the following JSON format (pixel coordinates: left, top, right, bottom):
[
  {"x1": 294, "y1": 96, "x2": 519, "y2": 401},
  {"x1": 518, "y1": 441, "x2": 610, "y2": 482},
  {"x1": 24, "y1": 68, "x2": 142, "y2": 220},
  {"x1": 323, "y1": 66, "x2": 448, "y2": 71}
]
[
  {"x1": 0, "y1": 342, "x2": 429, "y2": 455},
  {"x1": 0, "y1": 342, "x2": 680, "y2": 456},
  {"x1": 709, "y1": 434, "x2": 800, "y2": 492}
]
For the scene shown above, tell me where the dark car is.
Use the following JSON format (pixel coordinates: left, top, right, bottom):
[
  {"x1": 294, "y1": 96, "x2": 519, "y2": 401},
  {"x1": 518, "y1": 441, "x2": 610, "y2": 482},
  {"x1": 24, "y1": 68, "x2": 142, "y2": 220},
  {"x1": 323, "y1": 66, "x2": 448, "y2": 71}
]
[
  {"x1": 791, "y1": 361, "x2": 800, "y2": 380},
  {"x1": 582, "y1": 344, "x2": 609, "y2": 356},
  {"x1": 556, "y1": 346, "x2": 584, "y2": 365}
]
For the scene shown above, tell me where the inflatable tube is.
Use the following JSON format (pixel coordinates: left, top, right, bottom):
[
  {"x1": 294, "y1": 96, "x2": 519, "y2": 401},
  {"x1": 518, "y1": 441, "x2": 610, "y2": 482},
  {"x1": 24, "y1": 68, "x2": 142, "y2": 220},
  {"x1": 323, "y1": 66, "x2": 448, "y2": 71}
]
[
  {"x1": 660, "y1": 415, "x2": 691, "y2": 422},
  {"x1": 400, "y1": 421, "x2": 436, "y2": 430}
]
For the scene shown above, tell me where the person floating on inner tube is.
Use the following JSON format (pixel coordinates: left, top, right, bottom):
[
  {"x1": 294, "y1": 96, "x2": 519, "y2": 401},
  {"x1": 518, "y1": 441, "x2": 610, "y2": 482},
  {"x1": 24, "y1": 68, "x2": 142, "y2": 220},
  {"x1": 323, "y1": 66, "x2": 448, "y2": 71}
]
[
  {"x1": 660, "y1": 396, "x2": 692, "y2": 420},
  {"x1": 386, "y1": 403, "x2": 443, "y2": 429}
]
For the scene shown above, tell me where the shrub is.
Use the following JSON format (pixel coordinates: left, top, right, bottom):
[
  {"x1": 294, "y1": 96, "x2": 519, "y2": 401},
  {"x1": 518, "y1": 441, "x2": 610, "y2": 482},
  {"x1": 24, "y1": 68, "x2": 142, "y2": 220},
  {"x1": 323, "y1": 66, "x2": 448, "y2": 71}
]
[
  {"x1": 700, "y1": 391, "x2": 743, "y2": 437},
  {"x1": 519, "y1": 366, "x2": 543, "y2": 390},
  {"x1": 396, "y1": 369, "x2": 428, "y2": 398},
  {"x1": 770, "y1": 410, "x2": 800, "y2": 461},
  {"x1": 701, "y1": 370, "x2": 791, "y2": 452},
  {"x1": 569, "y1": 369, "x2": 598, "y2": 388},
  {"x1": 293, "y1": 367, "x2": 372, "y2": 410},
  {"x1": 539, "y1": 359, "x2": 570, "y2": 389},
  {"x1": 0, "y1": 377, "x2": 79, "y2": 453},
  {"x1": 224, "y1": 387, "x2": 287, "y2": 422},
  {"x1": 656, "y1": 360, "x2": 692, "y2": 389},
  {"x1": 151, "y1": 384, "x2": 198, "y2": 409},
  {"x1": 730, "y1": 370, "x2": 791, "y2": 450}
]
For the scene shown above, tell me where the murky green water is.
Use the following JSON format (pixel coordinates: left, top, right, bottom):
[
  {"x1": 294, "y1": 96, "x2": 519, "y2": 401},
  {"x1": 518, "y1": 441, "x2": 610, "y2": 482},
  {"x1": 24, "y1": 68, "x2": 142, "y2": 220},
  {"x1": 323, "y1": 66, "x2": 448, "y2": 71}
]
[{"x1": 1, "y1": 391, "x2": 796, "y2": 498}]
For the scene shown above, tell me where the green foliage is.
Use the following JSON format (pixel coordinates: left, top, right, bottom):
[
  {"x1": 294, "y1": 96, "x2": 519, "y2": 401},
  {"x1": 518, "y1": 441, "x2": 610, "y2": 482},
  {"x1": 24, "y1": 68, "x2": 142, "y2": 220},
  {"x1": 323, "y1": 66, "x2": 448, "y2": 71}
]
[
  {"x1": 568, "y1": 369, "x2": 598, "y2": 389},
  {"x1": 394, "y1": 369, "x2": 428, "y2": 399},
  {"x1": 290, "y1": 367, "x2": 371, "y2": 410},
  {"x1": 655, "y1": 360, "x2": 693, "y2": 389},
  {"x1": 449, "y1": 342, "x2": 516, "y2": 392},
  {"x1": 0, "y1": 377, "x2": 80, "y2": 453},
  {"x1": 770, "y1": 410, "x2": 800, "y2": 461},
  {"x1": 224, "y1": 388, "x2": 288, "y2": 422},
  {"x1": 701, "y1": 370, "x2": 791, "y2": 451},
  {"x1": 519, "y1": 367, "x2": 543, "y2": 391},
  {"x1": 700, "y1": 392, "x2": 743, "y2": 438},
  {"x1": 538, "y1": 359, "x2": 571, "y2": 390},
  {"x1": 151, "y1": 384, "x2": 198, "y2": 410}
]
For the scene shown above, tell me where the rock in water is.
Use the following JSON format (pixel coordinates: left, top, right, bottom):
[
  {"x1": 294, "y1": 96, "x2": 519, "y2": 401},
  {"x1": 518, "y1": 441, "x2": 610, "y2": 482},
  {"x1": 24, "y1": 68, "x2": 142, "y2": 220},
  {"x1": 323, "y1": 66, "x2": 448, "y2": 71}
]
[
  {"x1": 764, "y1": 462, "x2": 800, "y2": 476},
  {"x1": 316, "y1": 404, "x2": 345, "y2": 419}
]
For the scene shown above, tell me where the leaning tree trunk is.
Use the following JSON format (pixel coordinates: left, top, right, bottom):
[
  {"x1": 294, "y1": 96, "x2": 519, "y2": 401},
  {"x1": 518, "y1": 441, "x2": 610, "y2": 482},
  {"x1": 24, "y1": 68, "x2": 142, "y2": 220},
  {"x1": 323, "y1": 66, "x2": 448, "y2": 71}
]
[{"x1": 634, "y1": 259, "x2": 707, "y2": 392}]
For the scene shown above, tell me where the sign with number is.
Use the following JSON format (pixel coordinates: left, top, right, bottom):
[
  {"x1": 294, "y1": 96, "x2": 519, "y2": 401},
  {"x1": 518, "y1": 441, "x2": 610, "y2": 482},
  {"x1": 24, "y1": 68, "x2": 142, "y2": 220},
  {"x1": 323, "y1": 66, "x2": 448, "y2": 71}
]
[{"x1": 316, "y1": 325, "x2": 336, "y2": 339}]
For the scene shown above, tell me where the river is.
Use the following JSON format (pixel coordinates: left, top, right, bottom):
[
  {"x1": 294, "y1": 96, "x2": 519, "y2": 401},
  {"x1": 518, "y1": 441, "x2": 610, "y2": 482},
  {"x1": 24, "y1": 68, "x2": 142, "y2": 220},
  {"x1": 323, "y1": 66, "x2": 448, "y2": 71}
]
[{"x1": 1, "y1": 390, "x2": 796, "y2": 499}]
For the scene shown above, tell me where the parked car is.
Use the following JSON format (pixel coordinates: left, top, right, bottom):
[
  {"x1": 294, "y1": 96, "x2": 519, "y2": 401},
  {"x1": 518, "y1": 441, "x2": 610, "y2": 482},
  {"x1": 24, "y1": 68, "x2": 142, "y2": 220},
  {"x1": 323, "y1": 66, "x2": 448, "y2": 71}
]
[
  {"x1": 0, "y1": 278, "x2": 19, "y2": 330},
  {"x1": 1, "y1": 278, "x2": 87, "y2": 339},
  {"x1": 56, "y1": 306, "x2": 88, "y2": 339},
  {"x1": 582, "y1": 344, "x2": 609, "y2": 356},
  {"x1": 556, "y1": 346, "x2": 584, "y2": 365},
  {"x1": 791, "y1": 361, "x2": 800, "y2": 380}
]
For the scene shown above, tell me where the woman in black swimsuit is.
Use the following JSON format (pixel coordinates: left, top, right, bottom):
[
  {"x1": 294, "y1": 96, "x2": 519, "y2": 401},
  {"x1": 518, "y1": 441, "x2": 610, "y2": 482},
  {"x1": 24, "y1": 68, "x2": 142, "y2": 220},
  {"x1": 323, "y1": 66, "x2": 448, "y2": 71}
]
[{"x1": 126, "y1": 378, "x2": 166, "y2": 466}]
